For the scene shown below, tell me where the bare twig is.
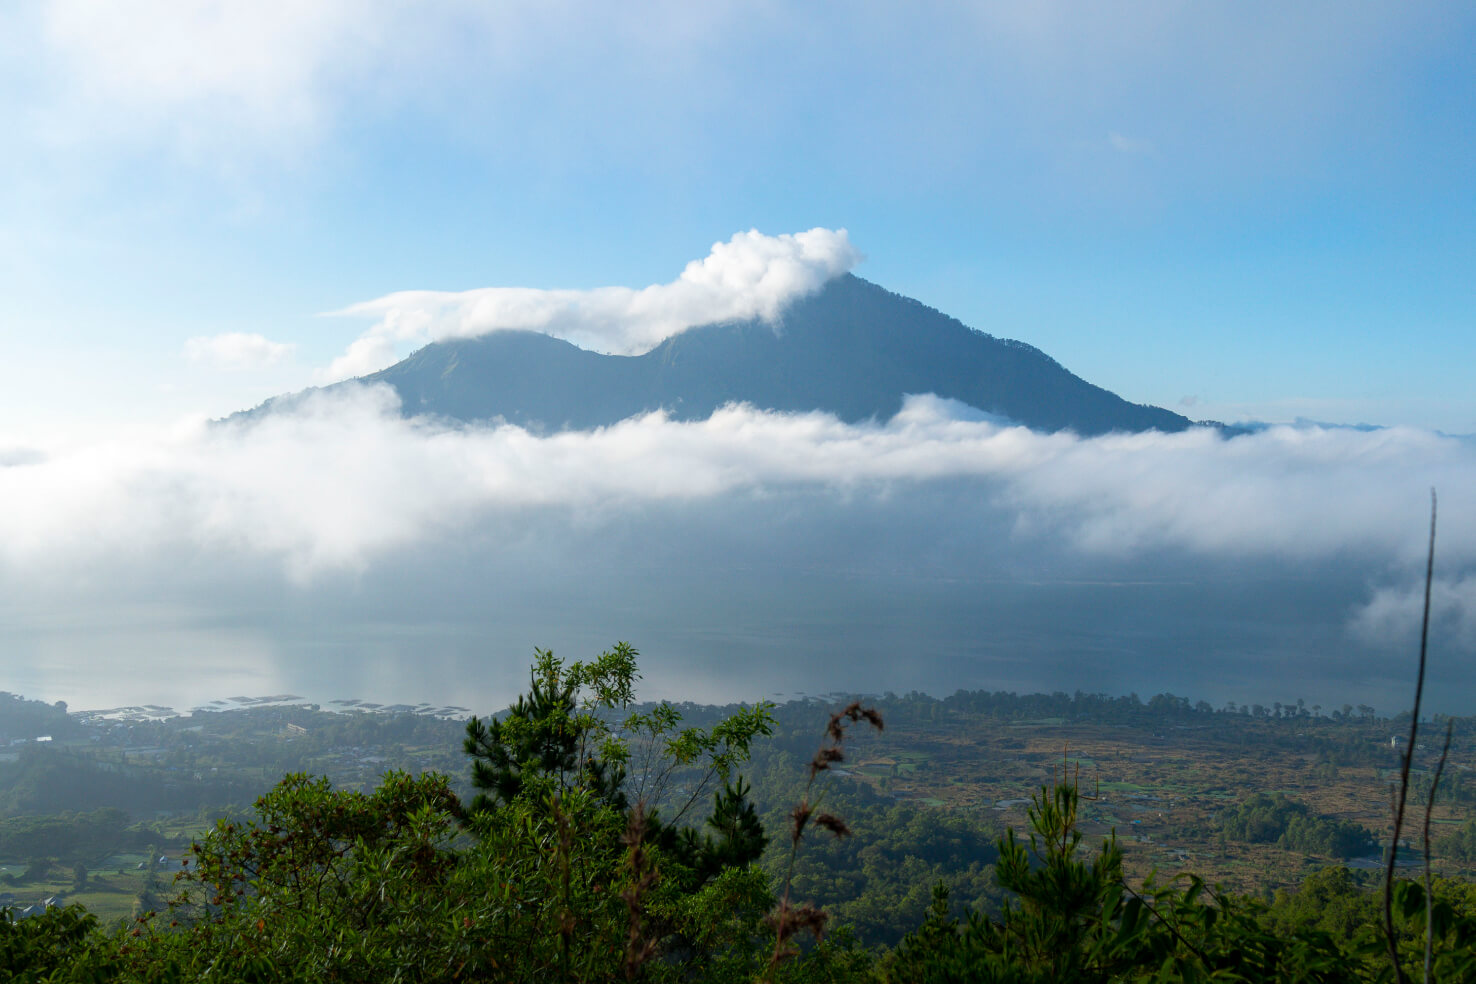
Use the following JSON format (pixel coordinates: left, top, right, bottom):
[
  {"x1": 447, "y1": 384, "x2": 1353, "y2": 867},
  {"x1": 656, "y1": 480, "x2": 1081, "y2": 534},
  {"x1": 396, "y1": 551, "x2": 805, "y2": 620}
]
[
  {"x1": 1421, "y1": 720, "x2": 1453, "y2": 984},
  {"x1": 1382, "y1": 489, "x2": 1436, "y2": 984}
]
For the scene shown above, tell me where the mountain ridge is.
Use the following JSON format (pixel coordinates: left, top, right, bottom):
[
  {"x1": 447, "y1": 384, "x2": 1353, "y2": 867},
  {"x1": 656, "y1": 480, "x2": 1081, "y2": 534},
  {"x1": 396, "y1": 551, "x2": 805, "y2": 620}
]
[{"x1": 240, "y1": 274, "x2": 1194, "y2": 436}]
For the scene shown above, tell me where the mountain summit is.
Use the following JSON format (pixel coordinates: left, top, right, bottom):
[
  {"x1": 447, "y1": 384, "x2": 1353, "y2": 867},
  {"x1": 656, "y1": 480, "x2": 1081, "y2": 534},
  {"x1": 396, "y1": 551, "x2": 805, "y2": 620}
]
[{"x1": 253, "y1": 275, "x2": 1192, "y2": 435}]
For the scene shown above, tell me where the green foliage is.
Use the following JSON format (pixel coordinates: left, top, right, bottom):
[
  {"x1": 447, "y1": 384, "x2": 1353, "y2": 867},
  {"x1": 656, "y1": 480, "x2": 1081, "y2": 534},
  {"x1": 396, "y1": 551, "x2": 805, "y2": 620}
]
[
  {"x1": 70, "y1": 764, "x2": 785, "y2": 982},
  {"x1": 1435, "y1": 818, "x2": 1476, "y2": 863},
  {"x1": 1263, "y1": 865, "x2": 1384, "y2": 952},
  {"x1": 45, "y1": 642, "x2": 772, "y2": 983},
  {"x1": 0, "y1": 905, "x2": 101, "y2": 983},
  {"x1": 0, "y1": 808, "x2": 154, "y2": 862},
  {"x1": 0, "y1": 745, "x2": 256, "y2": 819},
  {"x1": 7, "y1": 649, "x2": 1476, "y2": 984},
  {"x1": 881, "y1": 781, "x2": 1462, "y2": 983},
  {"x1": 21, "y1": 857, "x2": 55, "y2": 883},
  {"x1": 766, "y1": 795, "x2": 1002, "y2": 946},
  {"x1": 463, "y1": 644, "x2": 775, "y2": 821},
  {"x1": 463, "y1": 644, "x2": 638, "y2": 814},
  {"x1": 71, "y1": 860, "x2": 88, "y2": 892},
  {"x1": 884, "y1": 782, "x2": 1137, "y2": 983},
  {"x1": 0, "y1": 692, "x2": 77, "y2": 741},
  {"x1": 28, "y1": 774, "x2": 622, "y2": 981},
  {"x1": 463, "y1": 642, "x2": 776, "y2": 897},
  {"x1": 673, "y1": 777, "x2": 769, "y2": 885},
  {"x1": 624, "y1": 698, "x2": 776, "y2": 825},
  {"x1": 989, "y1": 783, "x2": 1126, "y2": 979},
  {"x1": 1219, "y1": 792, "x2": 1376, "y2": 858}
]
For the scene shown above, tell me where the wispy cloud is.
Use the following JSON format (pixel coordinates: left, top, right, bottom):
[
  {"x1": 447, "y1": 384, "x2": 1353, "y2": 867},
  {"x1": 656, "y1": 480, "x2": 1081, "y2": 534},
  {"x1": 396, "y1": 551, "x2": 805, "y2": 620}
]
[
  {"x1": 11, "y1": 1, "x2": 1440, "y2": 187},
  {"x1": 31, "y1": 0, "x2": 394, "y2": 151},
  {"x1": 1351, "y1": 573, "x2": 1476, "y2": 651},
  {"x1": 184, "y1": 332, "x2": 296, "y2": 370},
  {"x1": 14, "y1": 0, "x2": 752, "y2": 160},
  {"x1": 321, "y1": 228, "x2": 862, "y2": 381}
]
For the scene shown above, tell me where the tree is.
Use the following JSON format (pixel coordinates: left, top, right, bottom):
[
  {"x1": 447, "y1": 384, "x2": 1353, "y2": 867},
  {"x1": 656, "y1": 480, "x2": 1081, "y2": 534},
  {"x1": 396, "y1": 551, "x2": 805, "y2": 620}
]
[
  {"x1": 462, "y1": 643, "x2": 775, "y2": 883},
  {"x1": 111, "y1": 644, "x2": 783, "y2": 983},
  {"x1": 93, "y1": 770, "x2": 631, "y2": 982},
  {"x1": 463, "y1": 644, "x2": 638, "y2": 815},
  {"x1": 0, "y1": 905, "x2": 101, "y2": 983},
  {"x1": 881, "y1": 779, "x2": 1406, "y2": 983}
]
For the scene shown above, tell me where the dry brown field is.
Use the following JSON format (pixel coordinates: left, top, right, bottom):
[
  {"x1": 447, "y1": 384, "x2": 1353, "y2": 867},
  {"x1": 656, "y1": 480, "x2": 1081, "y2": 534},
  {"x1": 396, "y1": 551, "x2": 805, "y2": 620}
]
[{"x1": 838, "y1": 712, "x2": 1474, "y2": 896}]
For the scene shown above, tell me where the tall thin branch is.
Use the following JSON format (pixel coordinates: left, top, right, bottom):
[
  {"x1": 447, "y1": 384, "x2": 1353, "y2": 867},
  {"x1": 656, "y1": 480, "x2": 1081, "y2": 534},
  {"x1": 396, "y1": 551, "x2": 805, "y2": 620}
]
[
  {"x1": 1421, "y1": 720, "x2": 1453, "y2": 984},
  {"x1": 1382, "y1": 489, "x2": 1436, "y2": 984}
]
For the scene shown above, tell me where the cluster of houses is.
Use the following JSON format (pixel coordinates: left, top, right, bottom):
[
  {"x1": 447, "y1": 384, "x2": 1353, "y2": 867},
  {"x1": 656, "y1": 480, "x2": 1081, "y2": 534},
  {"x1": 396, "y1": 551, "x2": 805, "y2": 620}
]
[{"x1": 0, "y1": 891, "x2": 64, "y2": 920}]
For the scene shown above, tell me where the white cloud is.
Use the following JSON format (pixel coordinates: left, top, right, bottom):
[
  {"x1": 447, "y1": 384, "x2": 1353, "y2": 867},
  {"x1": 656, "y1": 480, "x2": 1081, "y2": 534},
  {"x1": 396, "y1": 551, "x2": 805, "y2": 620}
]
[
  {"x1": 16, "y1": 0, "x2": 752, "y2": 157},
  {"x1": 320, "y1": 228, "x2": 862, "y2": 381},
  {"x1": 7, "y1": 0, "x2": 1450, "y2": 190},
  {"x1": 1351, "y1": 574, "x2": 1476, "y2": 651},
  {"x1": 35, "y1": 0, "x2": 392, "y2": 146},
  {"x1": 4, "y1": 389, "x2": 1473, "y2": 712},
  {"x1": 2, "y1": 388, "x2": 1472, "y2": 582},
  {"x1": 184, "y1": 332, "x2": 296, "y2": 370}
]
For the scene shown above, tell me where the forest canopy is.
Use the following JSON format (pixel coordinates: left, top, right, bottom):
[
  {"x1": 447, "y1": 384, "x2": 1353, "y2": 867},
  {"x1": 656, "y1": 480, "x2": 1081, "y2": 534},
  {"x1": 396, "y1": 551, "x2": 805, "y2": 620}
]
[{"x1": 0, "y1": 644, "x2": 1472, "y2": 983}]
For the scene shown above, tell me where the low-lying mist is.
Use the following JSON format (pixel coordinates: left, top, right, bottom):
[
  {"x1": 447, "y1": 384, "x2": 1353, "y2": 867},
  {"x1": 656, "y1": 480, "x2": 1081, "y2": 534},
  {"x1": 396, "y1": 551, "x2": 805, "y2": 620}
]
[{"x1": 2, "y1": 386, "x2": 1471, "y2": 716}]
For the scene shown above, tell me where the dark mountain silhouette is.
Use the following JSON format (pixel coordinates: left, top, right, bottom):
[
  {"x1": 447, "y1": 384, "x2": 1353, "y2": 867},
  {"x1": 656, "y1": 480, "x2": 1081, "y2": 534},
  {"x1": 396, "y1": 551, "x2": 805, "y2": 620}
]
[{"x1": 245, "y1": 274, "x2": 1192, "y2": 435}]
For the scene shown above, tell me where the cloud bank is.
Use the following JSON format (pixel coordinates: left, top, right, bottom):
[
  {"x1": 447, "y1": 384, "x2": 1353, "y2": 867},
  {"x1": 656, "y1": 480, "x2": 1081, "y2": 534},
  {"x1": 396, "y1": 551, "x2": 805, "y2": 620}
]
[
  {"x1": 2, "y1": 387, "x2": 1470, "y2": 577},
  {"x1": 4, "y1": 388, "x2": 1472, "y2": 712},
  {"x1": 320, "y1": 229, "x2": 862, "y2": 381}
]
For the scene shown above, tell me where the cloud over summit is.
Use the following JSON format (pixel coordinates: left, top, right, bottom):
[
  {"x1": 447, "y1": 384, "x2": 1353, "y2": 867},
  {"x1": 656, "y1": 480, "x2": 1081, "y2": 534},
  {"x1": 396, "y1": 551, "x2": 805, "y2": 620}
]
[{"x1": 322, "y1": 229, "x2": 861, "y2": 382}]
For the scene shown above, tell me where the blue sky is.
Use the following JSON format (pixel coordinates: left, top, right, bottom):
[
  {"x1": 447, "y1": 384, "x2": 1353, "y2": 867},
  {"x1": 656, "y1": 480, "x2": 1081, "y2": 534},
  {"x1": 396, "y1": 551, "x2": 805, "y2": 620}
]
[
  {"x1": 2, "y1": 2, "x2": 1476, "y2": 715},
  {"x1": 2, "y1": 0, "x2": 1473, "y2": 444}
]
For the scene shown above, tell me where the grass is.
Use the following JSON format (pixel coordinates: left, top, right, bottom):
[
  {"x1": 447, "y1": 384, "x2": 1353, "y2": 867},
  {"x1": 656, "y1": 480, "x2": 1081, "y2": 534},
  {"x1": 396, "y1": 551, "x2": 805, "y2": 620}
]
[{"x1": 820, "y1": 709, "x2": 1474, "y2": 895}]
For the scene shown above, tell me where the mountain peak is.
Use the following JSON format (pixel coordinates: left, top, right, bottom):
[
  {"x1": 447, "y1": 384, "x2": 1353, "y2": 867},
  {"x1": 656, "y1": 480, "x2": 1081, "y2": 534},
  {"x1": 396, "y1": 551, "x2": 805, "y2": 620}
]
[{"x1": 248, "y1": 275, "x2": 1192, "y2": 436}]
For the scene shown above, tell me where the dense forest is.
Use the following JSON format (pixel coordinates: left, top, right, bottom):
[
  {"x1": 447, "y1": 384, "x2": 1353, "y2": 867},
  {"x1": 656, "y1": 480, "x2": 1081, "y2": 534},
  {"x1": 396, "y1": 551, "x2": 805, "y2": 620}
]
[{"x1": 0, "y1": 646, "x2": 1473, "y2": 981}]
